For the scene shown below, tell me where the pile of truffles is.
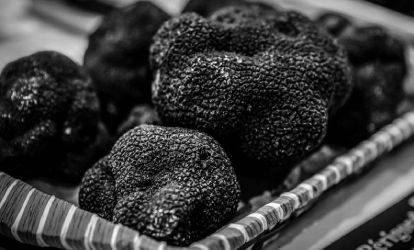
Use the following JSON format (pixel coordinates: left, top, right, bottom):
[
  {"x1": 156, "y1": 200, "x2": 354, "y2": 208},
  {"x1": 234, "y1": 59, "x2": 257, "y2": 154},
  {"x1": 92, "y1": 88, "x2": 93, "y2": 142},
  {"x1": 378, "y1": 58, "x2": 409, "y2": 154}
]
[{"x1": 0, "y1": 0, "x2": 408, "y2": 247}]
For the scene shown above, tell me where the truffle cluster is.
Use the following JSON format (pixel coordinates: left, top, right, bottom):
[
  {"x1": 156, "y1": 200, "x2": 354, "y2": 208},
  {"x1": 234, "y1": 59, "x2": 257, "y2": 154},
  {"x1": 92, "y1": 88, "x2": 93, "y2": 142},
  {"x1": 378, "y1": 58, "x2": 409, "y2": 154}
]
[
  {"x1": 0, "y1": 51, "x2": 107, "y2": 184},
  {"x1": 84, "y1": 1, "x2": 170, "y2": 133},
  {"x1": 150, "y1": 5, "x2": 352, "y2": 188},
  {"x1": 79, "y1": 125, "x2": 240, "y2": 246},
  {"x1": 317, "y1": 13, "x2": 407, "y2": 146}
]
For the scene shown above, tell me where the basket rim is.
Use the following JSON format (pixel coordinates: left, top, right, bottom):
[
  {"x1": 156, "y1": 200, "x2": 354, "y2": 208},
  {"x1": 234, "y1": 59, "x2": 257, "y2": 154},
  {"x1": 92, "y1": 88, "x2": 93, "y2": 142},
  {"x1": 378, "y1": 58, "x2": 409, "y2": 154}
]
[{"x1": 1, "y1": 111, "x2": 414, "y2": 250}]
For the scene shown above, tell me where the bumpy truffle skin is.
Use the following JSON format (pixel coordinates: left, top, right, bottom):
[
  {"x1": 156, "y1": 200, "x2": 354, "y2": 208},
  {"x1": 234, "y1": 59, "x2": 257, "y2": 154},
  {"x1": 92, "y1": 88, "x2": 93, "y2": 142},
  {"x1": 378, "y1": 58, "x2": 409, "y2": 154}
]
[
  {"x1": 150, "y1": 6, "x2": 351, "y2": 185},
  {"x1": 317, "y1": 13, "x2": 407, "y2": 147},
  {"x1": 84, "y1": 1, "x2": 170, "y2": 133},
  {"x1": 0, "y1": 51, "x2": 105, "y2": 184},
  {"x1": 79, "y1": 125, "x2": 240, "y2": 246}
]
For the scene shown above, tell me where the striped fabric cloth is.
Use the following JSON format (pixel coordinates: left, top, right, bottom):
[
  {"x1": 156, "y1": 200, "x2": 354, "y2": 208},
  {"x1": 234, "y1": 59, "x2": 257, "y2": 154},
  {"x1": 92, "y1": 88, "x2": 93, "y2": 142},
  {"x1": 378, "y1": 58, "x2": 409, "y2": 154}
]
[{"x1": 1, "y1": 111, "x2": 414, "y2": 250}]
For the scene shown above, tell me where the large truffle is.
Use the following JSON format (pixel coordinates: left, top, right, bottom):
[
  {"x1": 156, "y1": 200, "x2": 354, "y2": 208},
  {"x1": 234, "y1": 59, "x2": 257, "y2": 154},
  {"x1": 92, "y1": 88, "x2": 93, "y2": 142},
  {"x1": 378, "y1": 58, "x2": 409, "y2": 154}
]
[
  {"x1": 79, "y1": 125, "x2": 240, "y2": 246},
  {"x1": 150, "y1": 6, "x2": 352, "y2": 190},
  {"x1": 0, "y1": 51, "x2": 108, "y2": 184},
  {"x1": 84, "y1": 1, "x2": 170, "y2": 133},
  {"x1": 317, "y1": 13, "x2": 407, "y2": 147}
]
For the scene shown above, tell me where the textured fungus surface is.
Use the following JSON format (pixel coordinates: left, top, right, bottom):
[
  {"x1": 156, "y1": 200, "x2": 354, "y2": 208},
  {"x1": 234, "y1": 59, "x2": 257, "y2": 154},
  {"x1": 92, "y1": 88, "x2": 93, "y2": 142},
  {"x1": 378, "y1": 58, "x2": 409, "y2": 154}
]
[
  {"x1": 84, "y1": 1, "x2": 170, "y2": 133},
  {"x1": 0, "y1": 51, "x2": 107, "y2": 184},
  {"x1": 317, "y1": 13, "x2": 407, "y2": 147},
  {"x1": 150, "y1": 6, "x2": 352, "y2": 193},
  {"x1": 79, "y1": 125, "x2": 240, "y2": 246}
]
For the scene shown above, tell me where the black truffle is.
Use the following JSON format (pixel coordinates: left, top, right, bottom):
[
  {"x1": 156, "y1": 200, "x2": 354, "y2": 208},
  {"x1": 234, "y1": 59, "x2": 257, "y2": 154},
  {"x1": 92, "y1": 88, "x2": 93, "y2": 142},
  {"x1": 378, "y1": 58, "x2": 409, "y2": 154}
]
[
  {"x1": 150, "y1": 6, "x2": 352, "y2": 191},
  {"x1": 182, "y1": 0, "x2": 245, "y2": 16},
  {"x1": 79, "y1": 125, "x2": 240, "y2": 246},
  {"x1": 182, "y1": 0, "x2": 279, "y2": 17},
  {"x1": 317, "y1": 13, "x2": 407, "y2": 147},
  {"x1": 0, "y1": 51, "x2": 108, "y2": 184},
  {"x1": 116, "y1": 104, "x2": 160, "y2": 136},
  {"x1": 84, "y1": 1, "x2": 170, "y2": 133}
]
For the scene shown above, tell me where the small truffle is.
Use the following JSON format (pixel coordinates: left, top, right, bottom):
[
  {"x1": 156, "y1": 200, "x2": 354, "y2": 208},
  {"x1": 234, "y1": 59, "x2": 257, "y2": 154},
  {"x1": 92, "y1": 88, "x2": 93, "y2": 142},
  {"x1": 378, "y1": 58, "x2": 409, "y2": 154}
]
[
  {"x1": 84, "y1": 1, "x2": 170, "y2": 133},
  {"x1": 116, "y1": 104, "x2": 160, "y2": 136},
  {"x1": 182, "y1": 0, "x2": 279, "y2": 17},
  {"x1": 0, "y1": 51, "x2": 108, "y2": 184},
  {"x1": 317, "y1": 13, "x2": 407, "y2": 147},
  {"x1": 182, "y1": 0, "x2": 245, "y2": 16},
  {"x1": 150, "y1": 5, "x2": 352, "y2": 193},
  {"x1": 79, "y1": 125, "x2": 240, "y2": 246}
]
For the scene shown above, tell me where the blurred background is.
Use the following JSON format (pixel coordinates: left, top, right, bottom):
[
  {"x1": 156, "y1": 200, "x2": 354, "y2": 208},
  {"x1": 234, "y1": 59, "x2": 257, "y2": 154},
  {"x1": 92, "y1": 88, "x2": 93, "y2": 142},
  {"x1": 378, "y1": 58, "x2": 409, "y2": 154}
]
[
  {"x1": 2, "y1": 0, "x2": 414, "y2": 69},
  {"x1": 0, "y1": 0, "x2": 183, "y2": 69}
]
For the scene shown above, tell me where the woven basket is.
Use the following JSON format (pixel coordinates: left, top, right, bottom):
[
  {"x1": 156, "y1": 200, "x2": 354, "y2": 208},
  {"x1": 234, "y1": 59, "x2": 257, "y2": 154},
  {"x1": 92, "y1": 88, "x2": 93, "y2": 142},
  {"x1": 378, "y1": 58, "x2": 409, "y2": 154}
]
[{"x1": 1, "y1": 109, "x2": 414, "y2": 250}]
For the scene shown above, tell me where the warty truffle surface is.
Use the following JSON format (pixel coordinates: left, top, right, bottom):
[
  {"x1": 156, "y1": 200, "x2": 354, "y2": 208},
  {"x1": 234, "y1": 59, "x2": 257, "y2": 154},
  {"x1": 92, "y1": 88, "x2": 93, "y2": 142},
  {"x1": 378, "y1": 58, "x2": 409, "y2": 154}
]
[{"x1": 79, "y1": 125, "x2": 240, "y2": 246}]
